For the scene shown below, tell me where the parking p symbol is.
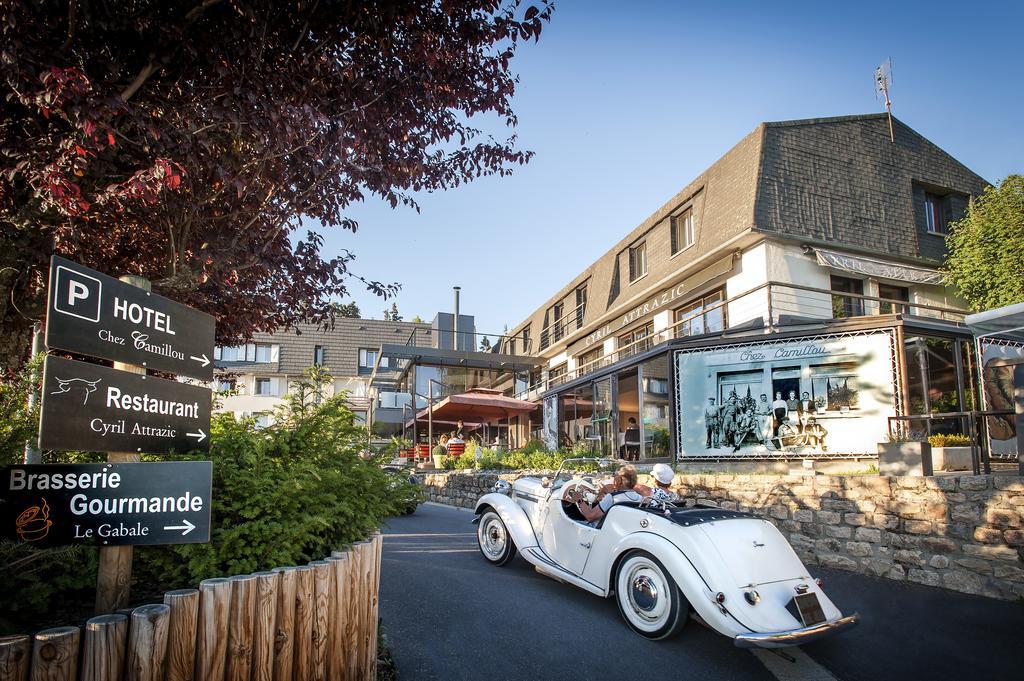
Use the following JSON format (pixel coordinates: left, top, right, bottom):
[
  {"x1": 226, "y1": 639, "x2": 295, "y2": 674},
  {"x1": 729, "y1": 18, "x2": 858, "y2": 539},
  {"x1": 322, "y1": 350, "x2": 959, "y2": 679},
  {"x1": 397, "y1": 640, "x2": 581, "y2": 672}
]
[{"x1": 53, "y1": 266, "x2": 102, "y2": 323}]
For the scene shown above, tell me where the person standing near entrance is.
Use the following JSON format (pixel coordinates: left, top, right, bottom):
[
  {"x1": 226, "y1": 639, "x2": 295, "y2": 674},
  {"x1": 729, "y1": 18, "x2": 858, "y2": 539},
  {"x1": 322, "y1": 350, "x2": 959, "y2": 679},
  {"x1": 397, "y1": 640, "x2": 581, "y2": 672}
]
[
  {"x1": 623, "y1": 417, "x2": 641, "y2": 461},
  {"x1": 771, "y1": 391, "x2": 788, "y2": 435},
  {"x1": 786, "y1": 390, "x2": 801, "y2": 431},
  {"x1": 756, "y1": 393, "x2": 773, "y2": 445},
  {"x1": 799, "y1": 391, "x2": 814, "y2": 433},
  {"x1": 704, "y1": 397, "x2": 720, "y2": 448},
  {"x1": 721, "y1": 392, "x2": 740, "y2": 450}
]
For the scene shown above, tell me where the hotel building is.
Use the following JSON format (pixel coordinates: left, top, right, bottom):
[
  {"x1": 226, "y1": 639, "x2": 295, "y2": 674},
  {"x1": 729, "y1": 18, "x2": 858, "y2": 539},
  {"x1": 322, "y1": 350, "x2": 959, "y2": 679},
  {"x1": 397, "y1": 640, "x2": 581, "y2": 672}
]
[{"x1": 501, "y1": 114, "x2": 1021, "y2": 462}]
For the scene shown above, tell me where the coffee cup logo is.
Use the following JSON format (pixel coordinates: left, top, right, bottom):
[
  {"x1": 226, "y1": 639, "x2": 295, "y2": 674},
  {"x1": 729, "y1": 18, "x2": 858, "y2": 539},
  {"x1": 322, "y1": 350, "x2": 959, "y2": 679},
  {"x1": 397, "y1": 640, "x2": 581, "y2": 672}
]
[{"x1": 16, "y1": 498, "x2": 52, "y2": 542}]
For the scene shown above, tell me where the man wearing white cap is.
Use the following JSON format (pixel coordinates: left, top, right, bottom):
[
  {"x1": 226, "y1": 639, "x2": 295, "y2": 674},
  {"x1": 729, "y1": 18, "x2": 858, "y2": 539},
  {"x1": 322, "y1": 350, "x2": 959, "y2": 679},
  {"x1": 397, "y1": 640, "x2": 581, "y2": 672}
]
[{"x1": 648, "y1": 463, "x2": 679, "y2": 503}]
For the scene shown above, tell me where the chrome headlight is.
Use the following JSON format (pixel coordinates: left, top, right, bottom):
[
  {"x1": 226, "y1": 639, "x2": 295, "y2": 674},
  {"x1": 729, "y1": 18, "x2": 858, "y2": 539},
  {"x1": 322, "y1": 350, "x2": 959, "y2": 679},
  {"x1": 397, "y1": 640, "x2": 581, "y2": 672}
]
[{"x1": 492, "y1": 480, "x2": 512, "y2": 496}]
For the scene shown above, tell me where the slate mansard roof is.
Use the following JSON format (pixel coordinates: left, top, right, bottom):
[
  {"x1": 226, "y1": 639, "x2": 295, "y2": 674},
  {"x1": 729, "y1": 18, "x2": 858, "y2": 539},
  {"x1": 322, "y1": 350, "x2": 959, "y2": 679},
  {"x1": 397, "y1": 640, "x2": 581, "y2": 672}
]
[{"x1": 508, "y1": 114, "x2": 988, "y2": 353}]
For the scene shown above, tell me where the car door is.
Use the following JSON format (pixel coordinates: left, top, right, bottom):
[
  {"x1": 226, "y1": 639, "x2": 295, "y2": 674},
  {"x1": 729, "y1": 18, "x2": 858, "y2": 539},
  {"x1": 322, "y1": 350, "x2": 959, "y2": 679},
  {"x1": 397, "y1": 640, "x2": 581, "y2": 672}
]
[{"x1": 540, "y1": 494, "x2": 597, "y2": 575}]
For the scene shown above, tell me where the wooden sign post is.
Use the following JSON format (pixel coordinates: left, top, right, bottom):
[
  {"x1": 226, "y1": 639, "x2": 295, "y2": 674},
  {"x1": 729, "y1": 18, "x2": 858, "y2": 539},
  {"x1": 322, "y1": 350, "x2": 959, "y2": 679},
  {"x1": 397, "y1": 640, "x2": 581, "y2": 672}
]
[{"x1": 96, "y1": 274, "x2": 148, "y2": 614}]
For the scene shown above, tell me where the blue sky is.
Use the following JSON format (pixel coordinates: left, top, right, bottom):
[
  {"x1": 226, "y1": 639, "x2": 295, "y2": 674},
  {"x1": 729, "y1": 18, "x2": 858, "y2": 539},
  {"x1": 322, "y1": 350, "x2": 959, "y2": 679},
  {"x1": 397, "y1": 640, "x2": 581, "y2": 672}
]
[{"x1": 318, "y1": 0, "x2": 1023, "y2": 341}]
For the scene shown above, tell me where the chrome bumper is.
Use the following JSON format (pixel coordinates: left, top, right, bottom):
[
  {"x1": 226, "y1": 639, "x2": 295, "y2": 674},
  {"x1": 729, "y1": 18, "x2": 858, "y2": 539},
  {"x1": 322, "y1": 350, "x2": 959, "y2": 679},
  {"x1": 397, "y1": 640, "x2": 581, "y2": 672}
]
[{"x1": 734, "y1": 613, "x2": 860, "y2": 648}]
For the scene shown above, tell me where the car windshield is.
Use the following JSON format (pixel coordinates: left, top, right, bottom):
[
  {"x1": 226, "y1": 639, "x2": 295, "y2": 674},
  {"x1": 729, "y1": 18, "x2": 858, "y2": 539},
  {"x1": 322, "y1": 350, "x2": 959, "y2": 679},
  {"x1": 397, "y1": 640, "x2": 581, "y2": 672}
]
[{"x1": 550, "y1": 457, "x2": 624, "y2": 490}]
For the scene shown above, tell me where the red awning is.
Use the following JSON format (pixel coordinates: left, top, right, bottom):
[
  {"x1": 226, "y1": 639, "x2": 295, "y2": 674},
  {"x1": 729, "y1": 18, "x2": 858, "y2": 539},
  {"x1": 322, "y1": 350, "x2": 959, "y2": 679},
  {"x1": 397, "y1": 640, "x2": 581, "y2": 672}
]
[{"x1": 408, "y1": 388, "x2": 537, "y2": 426}]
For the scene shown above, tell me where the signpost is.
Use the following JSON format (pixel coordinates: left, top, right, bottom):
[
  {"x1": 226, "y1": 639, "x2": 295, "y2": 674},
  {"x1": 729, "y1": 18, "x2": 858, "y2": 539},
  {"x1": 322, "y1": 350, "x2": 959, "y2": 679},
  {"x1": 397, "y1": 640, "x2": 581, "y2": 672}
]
[
  {"x1": 31, "y1": 256, "x2": 218, "y2": 612},
  {"x1": 38, "y1": 355, "x2": 212, "y2": 454},
  {"x1": 45, "y1": 255, "x2": 216, "y2": 381},
  {"x1": 2, "y1": 462, "x2": 212, "y2": 547}
]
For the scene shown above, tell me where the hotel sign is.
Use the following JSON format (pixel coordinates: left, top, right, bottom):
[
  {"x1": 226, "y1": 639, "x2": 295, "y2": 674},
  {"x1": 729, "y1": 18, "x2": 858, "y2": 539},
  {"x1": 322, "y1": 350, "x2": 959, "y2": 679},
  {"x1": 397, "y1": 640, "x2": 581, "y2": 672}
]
[
  {"x1": 701, "y1": 340, "x2": 854, "y2": 368},
  {"x1": 39, "y1": 356, "x2": 212, "y2": 454},
  {"x1": 2, "y1": 461, "x2": 212, "y2": 547},
  {"x1": 45, "y1": 255, "x2": 216, "y2": 380}
]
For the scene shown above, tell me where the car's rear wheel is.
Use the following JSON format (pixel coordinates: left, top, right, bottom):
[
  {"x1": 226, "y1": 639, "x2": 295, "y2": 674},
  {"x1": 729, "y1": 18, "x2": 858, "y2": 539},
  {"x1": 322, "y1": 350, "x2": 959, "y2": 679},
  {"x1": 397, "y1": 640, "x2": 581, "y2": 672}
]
[
  {"x1": 614, "y1": 551, "x2": 689, "y2": 640},
  {"x1": 477, "y1": 509, "x2": 517, "y2": 566}
]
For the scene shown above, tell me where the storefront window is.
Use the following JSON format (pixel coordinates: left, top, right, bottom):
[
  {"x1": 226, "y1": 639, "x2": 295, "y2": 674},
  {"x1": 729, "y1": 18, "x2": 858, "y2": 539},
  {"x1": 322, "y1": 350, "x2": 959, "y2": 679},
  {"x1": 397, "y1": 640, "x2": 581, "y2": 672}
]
[
  {"x1": 593, "y1": 377, "x2": 614, "y2": 457},
  {"x1": 640, "y1": 355, "x2": 671, "y2": 458}
]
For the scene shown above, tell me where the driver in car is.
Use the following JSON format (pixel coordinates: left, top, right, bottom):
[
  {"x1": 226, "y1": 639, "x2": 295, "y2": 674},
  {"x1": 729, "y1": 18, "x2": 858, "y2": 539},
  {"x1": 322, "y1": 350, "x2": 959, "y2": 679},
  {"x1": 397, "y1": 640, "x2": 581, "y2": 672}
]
[{"x1": 568, "y1": 464, "x2": 644, "y2": 525}]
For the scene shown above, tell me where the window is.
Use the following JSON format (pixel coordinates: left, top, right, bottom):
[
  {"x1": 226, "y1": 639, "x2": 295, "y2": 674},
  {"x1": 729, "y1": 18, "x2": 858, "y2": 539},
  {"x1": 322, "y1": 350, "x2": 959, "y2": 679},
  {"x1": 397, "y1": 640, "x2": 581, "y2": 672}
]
[
  {"x1": 671, "y1": 209, "x2": 695, "y2": 254},
  {"x1": 352, "y1": 411, "x2": 367, "y2": 426},
  {"x1": 577, "y1": 347, "x2": 603, "y2": 374},
  {"x1": 549, "y1": 363, "x2": 567, "y2": 386},
  {"x1": 254, "y1": 344, "x2": 276, "y2": 363},
  {"x1": 575, "y1": 285, "x2": 588, "y2": 329},
  {"x1": 216, "y1": 345, "x2": 247, "y2": 362},
  {"x1": 521, "y1": 325, "x2": 531, "y2": 354},
  {"x1": 830, "y1": 276, "x2": 864, "y2": 318},
  {"x1": 810, "y1": 363, "x2": 860, "y2": 412},
  {"x1": 552, "y1": 302, "x2": 565, "y2": 342},
  {"x1": 618, "y1": 323, "x2": 653, "y2": 358},
  {"x1": 628, "y1": 242, "x2": 647, "y2": 281},
  {"x1": 674, "y1": 289, "x2": 726, "y2": 337},
  {"x1": 254, "y1": 412, "x2": 273, "y2": 428},
  {"x1": 924, "y1": 192, "x2": 949, "y2": 235},
  {"x1": 217, "y1": 344, "x2": 276, "y2": 362},
  {"x1": 877, "y1": 283, "x2": 910, "y2": 315},
  {"x1": 254, "y1": 377, "x2": 276, "y2": 396},
  {"x1": 358, "y1": 348, "x2": 378, "y2": 373},
  {"x1": 215, "y1": 378, "x2": 236, "y2": 393},
  {"x1": 313, "y1": 345, "x2": 325, "y2": 366}
]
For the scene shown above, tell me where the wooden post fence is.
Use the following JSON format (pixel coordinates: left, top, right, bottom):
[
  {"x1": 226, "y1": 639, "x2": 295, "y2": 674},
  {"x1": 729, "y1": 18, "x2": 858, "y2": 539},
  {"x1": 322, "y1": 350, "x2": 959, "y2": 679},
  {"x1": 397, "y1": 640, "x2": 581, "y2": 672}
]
[{"x1": 2, "y1": 538, "x2": 384, "y2": 681}]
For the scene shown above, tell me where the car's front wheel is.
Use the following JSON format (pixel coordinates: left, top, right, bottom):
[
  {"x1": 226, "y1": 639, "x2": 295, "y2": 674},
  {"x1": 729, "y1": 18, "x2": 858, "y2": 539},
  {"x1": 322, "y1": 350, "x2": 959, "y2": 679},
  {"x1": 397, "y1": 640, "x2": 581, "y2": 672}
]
[
  {"x1": 476, "y1": 509, "x2": 517, "y2": 566},
  {"x1": 614, "y1": 551, "x2": 689, "y2": 640}
]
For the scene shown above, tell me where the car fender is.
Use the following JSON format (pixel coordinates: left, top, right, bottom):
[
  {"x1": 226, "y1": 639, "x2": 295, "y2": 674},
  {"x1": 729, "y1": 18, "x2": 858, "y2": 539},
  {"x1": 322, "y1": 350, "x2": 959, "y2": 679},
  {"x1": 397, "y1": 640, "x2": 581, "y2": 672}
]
[
  {"x1": 474, "y1": 492, "x2": 539, "y2": 550},
  {"x1": 603, "y1": 530, "x2": 747, "y2": 638}
]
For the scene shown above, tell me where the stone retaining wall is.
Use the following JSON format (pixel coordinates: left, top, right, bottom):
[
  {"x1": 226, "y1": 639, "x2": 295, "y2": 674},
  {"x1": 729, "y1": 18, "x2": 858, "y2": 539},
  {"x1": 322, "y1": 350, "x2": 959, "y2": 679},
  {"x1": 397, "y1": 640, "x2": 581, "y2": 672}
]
[{"x1": 421, "y1": 470, "x2": 1024, "y2": 601}]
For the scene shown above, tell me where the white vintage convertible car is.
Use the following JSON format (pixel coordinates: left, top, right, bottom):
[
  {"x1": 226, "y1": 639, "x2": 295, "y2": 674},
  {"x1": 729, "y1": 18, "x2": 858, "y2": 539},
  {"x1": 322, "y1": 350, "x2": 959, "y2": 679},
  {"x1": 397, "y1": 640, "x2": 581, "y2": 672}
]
[{"x1": 472, "y1": 458, "x2": 859, "y2": 647}]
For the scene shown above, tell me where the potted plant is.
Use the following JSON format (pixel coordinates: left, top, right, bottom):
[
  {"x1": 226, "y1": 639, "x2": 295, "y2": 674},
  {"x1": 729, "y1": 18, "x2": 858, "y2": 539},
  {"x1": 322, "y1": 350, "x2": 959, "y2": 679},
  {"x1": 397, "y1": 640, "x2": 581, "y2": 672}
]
[
  {"x1": 877, "y1": 430, "x2": 933, "y2": 476},
  {"x1": 432, "y1": 444, "x2": 446, "y2": 470},
  {"x1": 814, "y1": 396, "x2": 826, "y2": 415},
  {"x1": 927, "y1": 433, "x2": 972, "y2": 471}
]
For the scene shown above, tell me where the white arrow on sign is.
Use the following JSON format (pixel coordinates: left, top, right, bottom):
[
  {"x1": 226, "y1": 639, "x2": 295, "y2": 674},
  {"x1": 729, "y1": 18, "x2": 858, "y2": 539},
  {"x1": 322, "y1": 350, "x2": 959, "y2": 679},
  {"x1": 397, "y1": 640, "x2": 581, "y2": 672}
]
[
  {"x1": 164, "y1": 519, "x2": 196, "y2": 535},
  {"x1": 186, "y1": 429, "x2": 206, "y2": 443},
  {"x1": 190, "y1": 354, "x2": 211, "y2": 367}
]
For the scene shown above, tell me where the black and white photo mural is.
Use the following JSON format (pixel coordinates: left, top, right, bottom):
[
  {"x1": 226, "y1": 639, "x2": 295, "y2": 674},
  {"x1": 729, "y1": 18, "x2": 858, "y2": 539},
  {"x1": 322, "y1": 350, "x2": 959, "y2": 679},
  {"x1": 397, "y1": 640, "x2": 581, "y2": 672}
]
[
  {"x1": 674, "y1": 332, "x2": 899, "y2": 458},
  {"x1": 980, "y1": 339, "x2": 1024, "y2": 460}
]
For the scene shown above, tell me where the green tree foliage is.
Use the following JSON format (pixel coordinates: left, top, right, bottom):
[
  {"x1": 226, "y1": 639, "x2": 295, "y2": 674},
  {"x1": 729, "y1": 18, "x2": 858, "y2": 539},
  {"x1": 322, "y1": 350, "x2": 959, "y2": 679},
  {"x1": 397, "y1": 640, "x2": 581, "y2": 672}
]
[
  {"x1": 0, "y1": 0, "x2": 553, "y2": 370},
  {"x1": 944, "y1": 175, "x2": 1024, "y2": 311},
  {"x1": 334, "y1": 302, "x2": 361, "y2": 319},
  {"x1": 0, "y1": 353, "x2": 41, "y2": 463}
]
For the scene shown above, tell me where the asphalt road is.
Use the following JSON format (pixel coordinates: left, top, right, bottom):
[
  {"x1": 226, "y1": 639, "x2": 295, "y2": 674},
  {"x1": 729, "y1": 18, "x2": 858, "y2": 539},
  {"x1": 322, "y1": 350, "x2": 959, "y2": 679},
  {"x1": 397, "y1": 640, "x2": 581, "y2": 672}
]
[{"x1": 379, "y1": 503, "x2": 1022, "y2": 681}]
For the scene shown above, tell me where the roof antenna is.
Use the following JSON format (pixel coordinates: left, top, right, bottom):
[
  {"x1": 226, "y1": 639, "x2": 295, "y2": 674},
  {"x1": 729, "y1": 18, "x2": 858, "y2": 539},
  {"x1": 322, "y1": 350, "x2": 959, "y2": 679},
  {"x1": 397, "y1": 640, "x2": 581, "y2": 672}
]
[{"x1": 874, "y1": 57, "x2": 895, "y2": 143}]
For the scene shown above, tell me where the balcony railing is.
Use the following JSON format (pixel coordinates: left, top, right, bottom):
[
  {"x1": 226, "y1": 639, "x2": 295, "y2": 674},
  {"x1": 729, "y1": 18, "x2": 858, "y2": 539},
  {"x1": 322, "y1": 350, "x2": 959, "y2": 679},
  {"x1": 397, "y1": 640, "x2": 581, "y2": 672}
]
[{"x1": 515, "y1": 280, "x2": 967, "y2": 399}]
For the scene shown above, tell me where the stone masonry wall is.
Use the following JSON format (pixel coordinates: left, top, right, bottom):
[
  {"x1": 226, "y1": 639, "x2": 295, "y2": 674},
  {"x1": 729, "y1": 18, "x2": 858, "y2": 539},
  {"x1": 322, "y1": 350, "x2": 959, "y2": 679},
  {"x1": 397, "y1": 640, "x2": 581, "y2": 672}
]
[{"x1": 422, "y1": 471, "x2": 1024, "y2": 601}]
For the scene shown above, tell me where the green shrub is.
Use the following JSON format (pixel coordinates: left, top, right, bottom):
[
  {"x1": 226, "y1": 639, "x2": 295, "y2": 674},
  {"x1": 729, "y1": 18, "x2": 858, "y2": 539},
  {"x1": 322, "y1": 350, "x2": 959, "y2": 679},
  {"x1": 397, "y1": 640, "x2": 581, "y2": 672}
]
[
  {"x1": 519, "y1": 438, "x2": 547, "y2": 455},
  {"x1": 927, "y1": 433, "x2": 972, "y2": 447},
  {"x1": 134, "y1": 396, "x2": 413, "y2": 589}
]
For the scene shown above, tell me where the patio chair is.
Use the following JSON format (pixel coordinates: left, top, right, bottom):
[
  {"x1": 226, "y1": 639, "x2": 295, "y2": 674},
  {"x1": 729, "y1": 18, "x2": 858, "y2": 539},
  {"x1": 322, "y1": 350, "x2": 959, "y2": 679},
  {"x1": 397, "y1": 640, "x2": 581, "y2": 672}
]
[{"x1": 447, "y1": 442, "x2": 466, "y2": 458}]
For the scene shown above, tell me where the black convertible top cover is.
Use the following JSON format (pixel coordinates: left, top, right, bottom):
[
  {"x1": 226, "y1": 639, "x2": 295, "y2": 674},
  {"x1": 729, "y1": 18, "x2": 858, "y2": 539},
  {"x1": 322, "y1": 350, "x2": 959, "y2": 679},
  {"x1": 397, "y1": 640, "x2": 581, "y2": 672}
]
[{"x1": 613, "y1": 502, "x2": 754, "y2": 527}]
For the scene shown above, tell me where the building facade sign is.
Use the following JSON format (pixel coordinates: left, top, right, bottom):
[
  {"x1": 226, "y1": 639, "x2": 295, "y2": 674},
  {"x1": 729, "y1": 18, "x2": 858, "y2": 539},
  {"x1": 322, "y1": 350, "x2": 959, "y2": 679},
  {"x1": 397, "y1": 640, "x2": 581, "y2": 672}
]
[
  {"x1": 45, "y1": 255, "x2": 216, "y2": 380},
  {"x1": 39, "y1": 356, "x2": 212, "y2": 454},
  {"x1": 673, "y1": 332, "x2": 897, "y2": 458},
  {"x1": 2, "y1": 461, "x2": 212, "y2": 547}
]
